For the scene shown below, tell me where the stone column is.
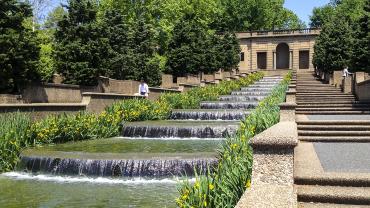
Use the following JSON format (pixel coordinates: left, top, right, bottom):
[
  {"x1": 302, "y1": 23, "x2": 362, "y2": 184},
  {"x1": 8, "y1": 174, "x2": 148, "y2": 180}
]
[
  {"x1": 343, "y1": 75, "x2": 354, "y2": 94},
  {"x1": 273, "y1": 52, "x2": 276, "y2": 70},
  {"x1": 289, "y1": 51, "x2": 293, "y2": 69}
]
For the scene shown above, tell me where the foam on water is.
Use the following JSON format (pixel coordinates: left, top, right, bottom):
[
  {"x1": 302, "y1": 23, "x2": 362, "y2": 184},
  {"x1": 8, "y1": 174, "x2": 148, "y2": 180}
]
[{"x1": 2, "y1": 172, "x2": 195, "y2": 184}]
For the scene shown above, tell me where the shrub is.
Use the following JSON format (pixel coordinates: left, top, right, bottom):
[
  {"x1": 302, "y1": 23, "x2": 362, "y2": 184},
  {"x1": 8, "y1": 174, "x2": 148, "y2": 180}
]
[{"x1": 176, "y1": 72, "x2": 292, "y2": 208}]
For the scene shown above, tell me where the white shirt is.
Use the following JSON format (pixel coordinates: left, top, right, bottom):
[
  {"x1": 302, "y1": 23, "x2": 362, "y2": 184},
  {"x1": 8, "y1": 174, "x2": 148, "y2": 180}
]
[
  {"x1": 343, "y1": 68, "x2": 350, "y2": 77},
  {"x1": 139, "y1": 83, "x2": 149, "y2": 94}
]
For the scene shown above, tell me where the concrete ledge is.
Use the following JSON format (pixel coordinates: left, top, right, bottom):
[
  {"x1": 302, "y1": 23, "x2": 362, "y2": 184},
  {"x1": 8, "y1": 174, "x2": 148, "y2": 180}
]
[
  {"x1": 250, "y1": 121, "x2": 298, "y2": 149},
  {"x1": 0, "y1": 103, "x2": 86, "y2": 120},
  {"x1": 280, "y1": 102, "x2": 297, "y2": 121},
  {"x1": 237, "y1": 121, "x2": 298, "y2": 207},
  {"x1": 236, "y1": 185, "x2": 296, "y2": 208}
]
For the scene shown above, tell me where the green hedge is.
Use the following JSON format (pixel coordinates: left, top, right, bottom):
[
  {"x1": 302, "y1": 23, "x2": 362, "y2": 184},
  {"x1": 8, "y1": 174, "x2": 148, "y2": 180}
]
[
  {"x1": 0, "y1": 73, "x2": 263, "y2": 173},
  {"x1": 176, "y1": 72, "x2": 292, "y2": 208}
]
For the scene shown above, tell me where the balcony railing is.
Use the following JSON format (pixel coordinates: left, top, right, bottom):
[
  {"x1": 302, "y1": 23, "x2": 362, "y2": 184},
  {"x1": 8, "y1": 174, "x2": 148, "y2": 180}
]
[{"x1": 237, "y1": 28, "x2": 321, "y2": 38}]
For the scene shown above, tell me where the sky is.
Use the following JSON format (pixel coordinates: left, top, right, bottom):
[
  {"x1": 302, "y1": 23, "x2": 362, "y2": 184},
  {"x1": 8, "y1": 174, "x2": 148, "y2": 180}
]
[
  {"x1": 284, "y1": 0, "x2": 330, "y2": 25},
  {"x1": 43, "y1": 0, "x2": 331, "y2": 26}
]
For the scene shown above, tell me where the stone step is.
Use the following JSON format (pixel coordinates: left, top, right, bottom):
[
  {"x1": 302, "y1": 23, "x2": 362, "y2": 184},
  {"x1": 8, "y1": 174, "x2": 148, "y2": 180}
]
[
  {"x1": 297, "y1": 101, "x2": 363, "y2": 105},
  {"x1": 297, "y1": 89, "x2": 342, "y2": 92},
  {"x1": 296, "y1": 111, "x2": 370, "y2": 115},
  {"x1": 298, "y1": 202, "x2": 369, "y2": 208},
  {"x1": 298, "y1": 125, "x2": 370, "y2": 131},
  {"x1": 298, "y1": 104, "x2": 370, "y2": 108},
  {"x1": 296, "y1": 108, "x2": 370, "y2": 111},
  {"x1": 297, "y1": 93, "x2": 354, "y2": 96},
  {"x1": 299, "y1": 136, "x2": 370, "y2": 142},
  {"x1": 298, "y1": 130, "x2": 370, "y2": 136},
  {"x1": 297, "y1": 185, "x2": 370, "y2": 205},
  {"x1": 297, "y1": 121, "x2": 370, "y2": 125},
  {"x1": 297, "y1": 94, "x2": 355, "y2": 97}
]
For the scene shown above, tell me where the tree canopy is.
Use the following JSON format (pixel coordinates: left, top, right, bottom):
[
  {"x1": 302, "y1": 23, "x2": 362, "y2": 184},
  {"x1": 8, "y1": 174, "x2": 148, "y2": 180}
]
[
  {"x1": 312, "y1": 0, "x2": 369, "y2": 73},
  {"x1": 0, "y1": 0, "x2": 40, "y2": 93}
]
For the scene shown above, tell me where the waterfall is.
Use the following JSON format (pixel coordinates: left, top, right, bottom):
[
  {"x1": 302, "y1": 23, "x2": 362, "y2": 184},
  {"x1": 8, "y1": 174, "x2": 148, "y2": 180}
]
[{"x1": 18, "y1": 156, "x2": 218, "y2": 178}]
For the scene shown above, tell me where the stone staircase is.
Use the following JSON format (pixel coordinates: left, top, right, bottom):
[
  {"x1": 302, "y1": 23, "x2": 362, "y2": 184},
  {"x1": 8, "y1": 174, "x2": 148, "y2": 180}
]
[
  {"x1": 294, "y1": 70, "x2": 370, "y2": 207},
  {"x1": 296, "y1": 72, "x2": 370, "y2": 115}
]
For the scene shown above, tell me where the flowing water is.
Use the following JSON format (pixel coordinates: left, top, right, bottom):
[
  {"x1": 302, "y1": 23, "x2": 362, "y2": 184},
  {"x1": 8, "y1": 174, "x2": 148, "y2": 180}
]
[{"x1": 0, "y1": 76, "x2": 283, "y2": 207}]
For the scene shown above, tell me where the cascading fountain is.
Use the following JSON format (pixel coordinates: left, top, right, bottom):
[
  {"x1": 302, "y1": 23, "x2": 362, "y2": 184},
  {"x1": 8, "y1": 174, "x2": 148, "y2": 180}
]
[{"x1": 0, "y1": 76, "x2": 283, "y2": 207}]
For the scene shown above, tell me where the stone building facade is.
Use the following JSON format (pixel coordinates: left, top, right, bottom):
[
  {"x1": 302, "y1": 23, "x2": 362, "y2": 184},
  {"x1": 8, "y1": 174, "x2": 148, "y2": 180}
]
[{"x1": 237, "y1": 28, "x2": 320, "y2": 72}]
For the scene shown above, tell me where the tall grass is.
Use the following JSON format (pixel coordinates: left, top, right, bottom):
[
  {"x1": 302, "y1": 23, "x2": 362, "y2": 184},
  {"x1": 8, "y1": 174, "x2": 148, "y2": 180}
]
[
  {"x1": 176, "y1": 72, "x2": 292, "y2": 208},
  {"x1": 0, "y1": 112, "x2": 32, "y2": 172}
]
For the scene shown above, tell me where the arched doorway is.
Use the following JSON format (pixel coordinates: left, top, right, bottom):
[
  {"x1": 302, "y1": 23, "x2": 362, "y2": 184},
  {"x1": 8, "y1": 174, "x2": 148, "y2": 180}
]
[{"x1": 276, "y1": 43, "x2": 290, "y2": 69}]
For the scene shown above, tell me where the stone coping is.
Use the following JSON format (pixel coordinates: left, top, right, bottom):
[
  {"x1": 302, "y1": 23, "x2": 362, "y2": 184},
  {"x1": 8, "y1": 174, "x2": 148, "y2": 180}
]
[
  {"x1": 0, "y1": 103, "x2": 86, "y2": 107},
  {"x1": 294, "y1": 142, "x2": 370, "y2": 187},
  {"x1": 357, "y1": 79, "x2": 370, "y2": 86},
  {"x1": 178, "y1": 83, "x2": 199, "y2": 87},
  {"x1": 286, "y1": 89, "x2": 297, "y2": 95},
  {"x1": 148, "y1": 87, "x2": 182, "y2": 93},
  {"x1": 280, "y1": 102, "x2": 298, "y2": 110},
  {"x1": 236, "y1": 184, "x2": 296, "y2": 208},
  {"x1": 250, "y1": 121, "x2": 298, "y2": 149},
  {"x1": 82, "y1": 92, "x2": 143, "y2": 98}
]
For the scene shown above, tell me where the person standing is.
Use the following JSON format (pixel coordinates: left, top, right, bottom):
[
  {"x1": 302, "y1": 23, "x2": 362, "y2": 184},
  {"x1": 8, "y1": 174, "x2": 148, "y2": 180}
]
[
  {"x1": 138, "y1": 79, "x2": 149, "y2": 97},
  {"x1": 342, "y1": 66, "x2": 352, "y2": 77}
]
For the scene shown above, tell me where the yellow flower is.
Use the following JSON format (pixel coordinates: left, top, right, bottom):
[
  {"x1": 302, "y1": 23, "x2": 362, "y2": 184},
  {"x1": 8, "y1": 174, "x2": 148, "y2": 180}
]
[
  {"x1": 204, "y1": 201, "x2": 207, "y2": 207},
  {"x1": 245, "y1": 179, "x2": 251, "y2": 188},
  {"x1": 208, "y1": 183, "x2": 214, "y2": 190},
  {"x1": 194, "y1": 181, "x2": 200, "y2": 189}
]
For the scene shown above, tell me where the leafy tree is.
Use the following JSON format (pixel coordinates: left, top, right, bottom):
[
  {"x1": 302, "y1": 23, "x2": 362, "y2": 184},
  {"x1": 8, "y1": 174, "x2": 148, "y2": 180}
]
[
  {"x1": 352, "y1": 1, "x2": 369, "y2": 72},
  {"x1": 312, "y1": 0, "x2": 367, "y2": 72},
  {"x1": 54, "y1": 0, "x2": 110, "y2": 86},
  {"x1": 166, "y1": 12, "x2": 212, "y2": 76},
  {"x1": 44, "y1": 6, "x2": 67, "y2": 29},
  {"x1": 0, "y1": 0, "x2": 40, "y2": 93},
  {"x1": 309, "y1": 5, "x2": 335, "y2": 28}
]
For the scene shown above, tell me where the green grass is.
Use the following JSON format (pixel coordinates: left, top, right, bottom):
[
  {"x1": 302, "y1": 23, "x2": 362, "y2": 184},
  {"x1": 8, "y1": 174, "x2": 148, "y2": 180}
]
[{"x1": 176, "y1": 72, "x2": 292, "y2": 208}]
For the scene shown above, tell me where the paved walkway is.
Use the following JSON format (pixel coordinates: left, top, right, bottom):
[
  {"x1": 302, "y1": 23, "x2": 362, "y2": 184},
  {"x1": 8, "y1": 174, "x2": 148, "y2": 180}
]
[{"x1": 295, "y1": 70, "x2": 370, "y2": 207}]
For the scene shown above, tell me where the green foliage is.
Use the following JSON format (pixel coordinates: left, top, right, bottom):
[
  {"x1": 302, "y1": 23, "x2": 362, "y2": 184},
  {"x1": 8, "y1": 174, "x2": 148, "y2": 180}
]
[
  {"x1": 44, "y1": 6, "x2": 67, "y2": 29},
  {"x1": 0, "y1": 112, "x2": 32, "y2": 172},
  {"x1": 313, "y1": 0, "x2": 368, "y2": 72},
  {"x1": 37, "y1": 29, "x2": 55, "y2": 82},
  {"x1": 352, "y1": 1, "x2": 370, "y2": 72},
  {"x1": 29, "y1": 112, "x2": 119, "y2": 144},
  {"x1": 160, "y1": 72, "x2": 264, "y2": 109},
  {"x1": 177, "y1": 72, "x2": 292, "y2": 208},
  {"x1": 106, "y1": 99, "x2": 171, "y2": 122},
  {"x1": 309, "y1": 5, "x2": 335, "y2": 28},
  {"x1": 0, "y1": 0, "x2": 40, "y2": 93},
  {"x1": 166, "y1": 12, "x2": 242, "y2": 76},
  {"x1": 54, "y1": 0, "x2": 110, "y2": 86}
]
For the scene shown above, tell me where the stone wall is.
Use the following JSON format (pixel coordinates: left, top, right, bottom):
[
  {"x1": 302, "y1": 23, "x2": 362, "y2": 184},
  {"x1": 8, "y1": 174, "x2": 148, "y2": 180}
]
[
  {"x1": 355, "y1": 72, "x2": 370, "y2": 102},
  {"x1": 0, "y1": 94, "x2": 23, "y2": 104},
  {"x1": 22, "y1": 83, "x2": 98, "y2": 103}
]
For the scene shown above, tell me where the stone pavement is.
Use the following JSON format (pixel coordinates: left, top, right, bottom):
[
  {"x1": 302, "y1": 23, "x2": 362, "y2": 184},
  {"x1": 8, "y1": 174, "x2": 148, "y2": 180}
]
[{"x1": 295, "y1": 70, "x2": 370, "y2": 207}]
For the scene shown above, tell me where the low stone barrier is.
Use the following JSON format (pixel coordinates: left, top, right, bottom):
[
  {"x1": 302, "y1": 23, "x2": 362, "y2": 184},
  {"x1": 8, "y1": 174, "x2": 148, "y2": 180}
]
[
  {"x1": 82, "y1": 92, "x2": 144, "y2": 113},
  {"x1": 0, "y1": 103, "x2": 86, "y2": 120},
  {"x1": 0, "y1": 94, "x2": 23, "y2": 104},
  {"x1": 236, "y1": 103, "x2": 298, "y2": 208},
  {"x1": 22, "y1": 83, "x2": 98, "y2": 103}
]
